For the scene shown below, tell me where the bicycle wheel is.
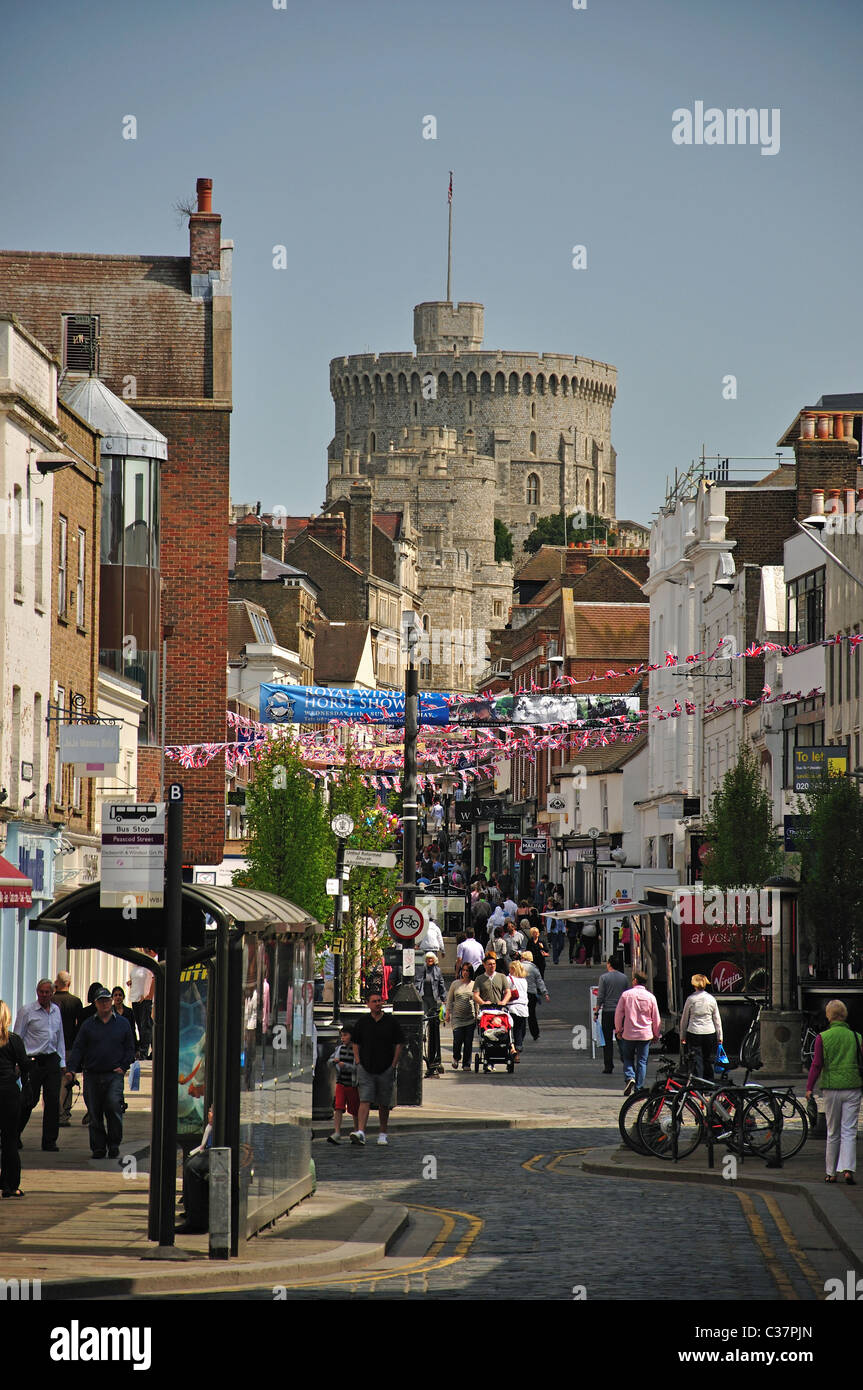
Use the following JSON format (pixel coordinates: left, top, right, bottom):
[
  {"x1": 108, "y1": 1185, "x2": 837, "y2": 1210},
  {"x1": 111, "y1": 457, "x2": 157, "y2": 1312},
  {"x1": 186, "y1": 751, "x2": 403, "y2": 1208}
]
[
  {"x1": 742, "y1": 1092, "x2": 808, "y2": 1159},
  {"x1": 637, "y1": 1093, "x2": 705, "y2": 1159},
  {"x1": 619, "y1": 1089, "x2": 654, "y2": 1155}
]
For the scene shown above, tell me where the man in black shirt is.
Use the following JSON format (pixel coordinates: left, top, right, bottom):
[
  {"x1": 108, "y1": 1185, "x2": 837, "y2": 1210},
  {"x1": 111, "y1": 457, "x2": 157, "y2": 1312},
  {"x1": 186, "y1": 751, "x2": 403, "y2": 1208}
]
[
  {"x1": 53, "y1": 972, "x2": 83, "y2": 1128},
  {"x1": 349, "y1": 993, "x2": 404, "y2": 1147},
  {"x1": 65, "y1": 989, "x2": 135, "y2": 1160}
]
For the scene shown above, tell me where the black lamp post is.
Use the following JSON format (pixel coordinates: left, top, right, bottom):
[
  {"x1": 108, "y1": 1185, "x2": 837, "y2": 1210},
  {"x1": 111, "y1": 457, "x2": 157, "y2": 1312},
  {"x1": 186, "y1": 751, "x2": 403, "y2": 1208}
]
[{"x1": 439, "y1": 771, "x2": 457, "y2": 889}]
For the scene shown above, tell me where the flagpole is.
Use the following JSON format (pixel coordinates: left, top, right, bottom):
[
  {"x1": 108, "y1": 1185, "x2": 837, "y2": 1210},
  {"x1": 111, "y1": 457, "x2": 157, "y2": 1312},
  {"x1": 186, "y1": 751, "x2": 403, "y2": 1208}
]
[{"x1": 446, "y1": 171, "x2": 453, "y2": 302}]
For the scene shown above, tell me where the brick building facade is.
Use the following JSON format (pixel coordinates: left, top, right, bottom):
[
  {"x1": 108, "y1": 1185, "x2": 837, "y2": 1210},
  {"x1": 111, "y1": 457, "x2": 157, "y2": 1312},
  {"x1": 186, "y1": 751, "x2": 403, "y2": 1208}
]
[{"x1": 0, "y1": 177, "x2": 231, "y2": 862}]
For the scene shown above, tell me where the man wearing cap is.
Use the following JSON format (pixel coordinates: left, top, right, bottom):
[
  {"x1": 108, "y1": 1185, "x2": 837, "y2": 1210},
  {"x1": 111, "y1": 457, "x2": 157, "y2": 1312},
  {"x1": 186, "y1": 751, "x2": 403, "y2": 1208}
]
[
  {"x1": 414, "y1": 952, "x2": 447, "y2": 1076},
  {"x1": 15, "y1": 980, "x2": 66, "y2": 1151},
  {"x1": 64, "y1": 987, "x2": 135, "y2": 1160}
]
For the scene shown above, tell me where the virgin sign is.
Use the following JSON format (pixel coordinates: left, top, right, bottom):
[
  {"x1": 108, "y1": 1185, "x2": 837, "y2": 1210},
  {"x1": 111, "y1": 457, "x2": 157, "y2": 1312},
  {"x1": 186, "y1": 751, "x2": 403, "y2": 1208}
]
[{"x1": 711, "y1": 959, "x2": 743, "y2": 994}]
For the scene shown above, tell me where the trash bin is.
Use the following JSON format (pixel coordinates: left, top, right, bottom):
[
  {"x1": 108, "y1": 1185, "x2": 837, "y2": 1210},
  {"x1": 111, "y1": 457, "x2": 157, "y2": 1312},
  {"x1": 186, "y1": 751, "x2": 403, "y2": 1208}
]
[{"x1": 313, "y1": 1019, "x2": 341, "y2": 1121}]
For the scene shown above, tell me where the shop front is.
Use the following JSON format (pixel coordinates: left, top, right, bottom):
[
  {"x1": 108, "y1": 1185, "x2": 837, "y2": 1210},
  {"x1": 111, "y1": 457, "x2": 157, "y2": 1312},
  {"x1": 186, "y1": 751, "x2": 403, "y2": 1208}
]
[{"x1": 0, "y1": 823, "x2": 60, "y2": 1017}]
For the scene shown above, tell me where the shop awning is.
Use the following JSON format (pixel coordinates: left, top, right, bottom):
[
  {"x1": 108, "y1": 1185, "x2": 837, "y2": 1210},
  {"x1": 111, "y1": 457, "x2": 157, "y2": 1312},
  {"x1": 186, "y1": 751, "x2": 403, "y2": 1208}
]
[
  {"x1": 0, "y1": 855, "x2": 33, "y2": 909},
  {"x1": 541, "y1": 902, "x2": 667, "y2": 921}
]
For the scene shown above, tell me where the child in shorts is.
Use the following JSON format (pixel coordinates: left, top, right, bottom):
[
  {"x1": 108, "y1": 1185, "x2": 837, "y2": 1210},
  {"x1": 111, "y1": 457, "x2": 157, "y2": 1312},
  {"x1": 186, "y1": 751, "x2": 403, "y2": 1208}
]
[{"x1": 328, "y1": 1025, "x2": 359, "y2": 1143}]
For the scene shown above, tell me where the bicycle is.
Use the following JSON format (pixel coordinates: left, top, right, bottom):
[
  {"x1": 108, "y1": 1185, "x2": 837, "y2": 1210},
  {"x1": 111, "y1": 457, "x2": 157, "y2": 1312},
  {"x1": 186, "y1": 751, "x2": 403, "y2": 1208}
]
[{"x1": 632, "y1": 1067, "x2": 809, "y2": 1161}]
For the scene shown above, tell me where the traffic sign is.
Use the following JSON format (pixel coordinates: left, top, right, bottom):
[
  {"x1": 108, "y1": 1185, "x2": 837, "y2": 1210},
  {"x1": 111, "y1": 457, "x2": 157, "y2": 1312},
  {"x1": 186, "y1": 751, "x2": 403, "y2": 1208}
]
[
  {"x1": 344, "y1": 848, "x2": 397, "y2": 869},
  {"x1": 331, "y1": 813, "x2": 355, "y2": 838},
  {"x1": 387, "y1": 902, "x2": 425, "y2": 944}
]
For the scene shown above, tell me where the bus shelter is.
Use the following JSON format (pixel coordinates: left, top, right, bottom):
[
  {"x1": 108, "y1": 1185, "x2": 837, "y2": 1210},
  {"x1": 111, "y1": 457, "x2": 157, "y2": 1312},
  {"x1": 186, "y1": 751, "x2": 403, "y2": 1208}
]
[{"x1": 32, "y1": 882, "x2": 322, "y2": 1253}]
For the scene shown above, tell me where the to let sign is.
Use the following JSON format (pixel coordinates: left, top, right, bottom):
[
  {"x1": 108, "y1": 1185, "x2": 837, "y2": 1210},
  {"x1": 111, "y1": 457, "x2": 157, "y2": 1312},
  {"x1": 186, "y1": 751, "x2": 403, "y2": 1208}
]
[
  {"x1": 100, "y1": 803, "x2": 165, "y2": 909},
  {"x1": 793, "y1": 745, "x2": 848, "y2": 793}
]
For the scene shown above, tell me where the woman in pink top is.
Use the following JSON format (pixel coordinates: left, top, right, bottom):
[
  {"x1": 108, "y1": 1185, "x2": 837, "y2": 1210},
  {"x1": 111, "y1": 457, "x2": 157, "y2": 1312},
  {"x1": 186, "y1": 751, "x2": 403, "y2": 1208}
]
[{"x1": 614, "y1": 970, "x2": 661, "y2": 1094}]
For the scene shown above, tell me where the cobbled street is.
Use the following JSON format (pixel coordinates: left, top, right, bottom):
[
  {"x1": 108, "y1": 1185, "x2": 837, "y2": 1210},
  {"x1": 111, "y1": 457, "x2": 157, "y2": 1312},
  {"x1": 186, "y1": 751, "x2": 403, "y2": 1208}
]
[{"x1": 181, "y1": 961, "x2": 851, "y2": 1301}]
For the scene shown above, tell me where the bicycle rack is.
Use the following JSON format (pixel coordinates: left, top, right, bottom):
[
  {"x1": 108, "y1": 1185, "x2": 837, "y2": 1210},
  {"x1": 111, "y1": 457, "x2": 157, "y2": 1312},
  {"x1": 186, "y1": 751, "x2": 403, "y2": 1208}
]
[{"x1": 704, "y1": 1088, "x2": 785, "y2": 1170}]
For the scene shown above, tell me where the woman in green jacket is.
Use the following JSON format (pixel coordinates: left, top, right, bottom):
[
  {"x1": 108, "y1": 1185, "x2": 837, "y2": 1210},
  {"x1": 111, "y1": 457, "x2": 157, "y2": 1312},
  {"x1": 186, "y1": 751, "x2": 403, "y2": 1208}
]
[{"x1": 806, "y1": 999, "x2": 863, "y2": 1184}]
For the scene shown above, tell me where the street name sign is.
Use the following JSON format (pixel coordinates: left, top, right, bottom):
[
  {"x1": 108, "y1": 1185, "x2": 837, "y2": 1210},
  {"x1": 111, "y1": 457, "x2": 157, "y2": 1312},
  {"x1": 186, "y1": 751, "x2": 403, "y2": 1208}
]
[
  {"x1": 100, "y1": 802, "x2": 165, "y2": 909},
  {"x1": 344, "y1": 848, "x2": 397, "y2": 869}
]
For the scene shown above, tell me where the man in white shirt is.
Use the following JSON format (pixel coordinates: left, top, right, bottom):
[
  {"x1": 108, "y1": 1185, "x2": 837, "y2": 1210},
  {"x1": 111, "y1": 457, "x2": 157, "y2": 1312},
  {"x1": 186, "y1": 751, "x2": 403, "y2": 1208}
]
[
  {"x1": 418, "y1": 916, "x2": 444, "y2": 955},
  {"x1": 15, "y1": 979, "x2": 66, "y2": 1151},
  {"x1": 503, "y1": 896, "x2": 518, "y2": 920},
  {"x1": 456, "y1": 927, "x2": 485, "y2": 972},
  {"x1": 127, "y1": 949, "x2": 156, "y2": 1059}
]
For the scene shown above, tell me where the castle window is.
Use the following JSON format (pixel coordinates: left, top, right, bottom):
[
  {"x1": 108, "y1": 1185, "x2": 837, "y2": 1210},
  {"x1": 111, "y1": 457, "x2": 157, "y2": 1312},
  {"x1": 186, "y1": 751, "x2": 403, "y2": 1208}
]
[
  {"x1": 369, "y1": 432, "x2": 376, "y2": 453},
  {"x1": 493, "y1": 600, "x2": 503, "y2": 618},
  {"x1": 531, "y1": 401, "x2": 536, "y2": 420},
  {"x1": 495, "y1": 372, "x2": 505, "y2": 395},
  {"x1": 420, "y1": 659, "x2": 431, "y2": 681},
  {"x1": 422, "y1": 613, "x2": 429, "y2": 631},
  {"x1": 467, "y1": 372, "x2": 477, "y2": 394},
  {"x1": 526, "y1": 474, "x2": 540, "y2": 506},
  {"x1": 549, "y1": 374, "x2": 558, "y2": 395},
  {"x1": 601, "y1": 482, "x2": 607, "y2": 512},
  {"x1": 458, "y1": 661, "x2": 465, "y2": 687},
  {"x1": 468, "y1": 399, "x2": 473, "y2": 417},
  {"x1": 585, "y1": 478, "x2": 590, "y2": 510},
  {"x1": 592, "y1": 440, "x2": 600, "y2": 468},
  {"x1": 529, "y1": 432, "x2": 537, "y2": 455},
  {"x1": 528, "y1": 512, "x2": 537, "y2": 526},
  {"x1": 509, "y1": 372, "x2": 520, "y2": 394},
  {"x1": 413, "y1": 402, "x2": 418, "y2": 418},
  {"x1": 369, "y1": 402, "x2": 375, "y2": 421}
]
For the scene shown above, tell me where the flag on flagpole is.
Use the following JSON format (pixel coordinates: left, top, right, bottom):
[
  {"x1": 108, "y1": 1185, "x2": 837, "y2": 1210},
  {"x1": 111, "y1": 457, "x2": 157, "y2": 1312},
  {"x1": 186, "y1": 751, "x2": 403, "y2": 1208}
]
[{"x1": 448, "y1": 172, "x2": 453, "y2": 204}]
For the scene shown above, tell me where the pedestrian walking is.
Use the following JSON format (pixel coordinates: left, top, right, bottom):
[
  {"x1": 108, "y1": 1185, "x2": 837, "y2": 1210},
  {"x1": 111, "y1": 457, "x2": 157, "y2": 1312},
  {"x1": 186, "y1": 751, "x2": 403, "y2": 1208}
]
[
  {"x1": 53, "y1": 971, "x2": 83, "y2": 1127},
  {"x1": 526, "y1": 924, "x2": 550, "y2": 977},
  {"x1": 507, "y1": 961, "x2": 530, "y2": 1057},
  {"x1": 327, "y1": 1025, "x2": 360, "y2": 1143},
  {"x1": 456, "y1": 926, "x2": 485, "y2": 973},
  {"x1": 111, "y1": 987, "x2": 139, "y2": 1053},
  {"x1": 65, "y1": 987, "x2": 135, "y2": 1160},
  {"x1": 593, "y1": 956, "x2": 629, "y2": 1074},
  {"x1": 614, "y1": 970, "x2": 661, "y2": 1094},
  {"x1": 472, "y1": 954, "x2": 513, "y2": 1008},
  {"x1": 416, "y1": 952, "x2": 447, "y2": 1075},
  {"x1": 446, "y1": 962, "x2": 477, "y2": 1071},
  {"x1": 14, "y1": 980, "x2": 65, "y2": 1151},
  {"x1": 0, "y1": 1001, "x2": 29, "y2": 1197},
  {"x1": 679, "y1": 974, "x2": 722, "y2": 1081},
  {"x1": 806, "y1": 999, "x2": 863, "y2": 1184},
  {"x1": 521, "y1": 950, "x2": 550, "y2": 1041},
  {"x1": 549, "y1": 915, "x2": 567, "y2": 965},
  {"x1": 581, "y1": 918, "x2": 601, "y2": 966},
  {"x1": 418, "y1": 914, "x2": 444, "y2": 956},
  {"x1": 349, "y1": 992, "x2": 405, "y2": 1146},
  {"x1": 128, "y1": 950, "x2": 156, "y2": 1059},
  {"x1": 567, "y1": 917, "x2": 581, "y2": 964}
]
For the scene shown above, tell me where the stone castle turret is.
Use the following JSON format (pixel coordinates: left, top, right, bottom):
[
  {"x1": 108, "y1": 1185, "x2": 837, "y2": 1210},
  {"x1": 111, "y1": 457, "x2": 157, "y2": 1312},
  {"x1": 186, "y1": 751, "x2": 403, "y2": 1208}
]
[{"x1": 325, "y1": 300, "x2": 617, "y2": 689}]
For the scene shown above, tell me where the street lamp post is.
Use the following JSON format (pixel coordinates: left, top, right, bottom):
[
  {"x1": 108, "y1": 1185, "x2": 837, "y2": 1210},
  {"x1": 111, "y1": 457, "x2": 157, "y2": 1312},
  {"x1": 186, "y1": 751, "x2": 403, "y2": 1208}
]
[
  {"x1": 330, "y1": 812, "x2": 354, "y2": 1017},
  {"x1": 439, "y1": 771, "x2": 457, "y2": 889}
]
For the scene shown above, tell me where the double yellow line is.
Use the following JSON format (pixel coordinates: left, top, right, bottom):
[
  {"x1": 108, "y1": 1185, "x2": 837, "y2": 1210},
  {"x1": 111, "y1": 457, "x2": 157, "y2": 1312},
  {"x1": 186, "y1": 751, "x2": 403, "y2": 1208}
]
[{"x1": 736, "y1": 1192, "x2": 822, "y2": 1300}]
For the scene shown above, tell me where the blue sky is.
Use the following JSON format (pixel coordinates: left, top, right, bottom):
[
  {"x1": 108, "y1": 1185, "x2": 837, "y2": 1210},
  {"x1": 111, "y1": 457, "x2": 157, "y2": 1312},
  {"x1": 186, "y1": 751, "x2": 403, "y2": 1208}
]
[{"x1": 3, "y1": 0, "x2": 862, "y2": 528}]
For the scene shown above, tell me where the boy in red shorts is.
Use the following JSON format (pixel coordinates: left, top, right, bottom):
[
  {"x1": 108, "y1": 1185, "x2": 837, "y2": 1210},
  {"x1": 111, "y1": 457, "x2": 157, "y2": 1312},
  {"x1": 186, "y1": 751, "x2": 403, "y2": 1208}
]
[{"x1": 327, "y1": 1024, "x2": 359, "y2": 1143}]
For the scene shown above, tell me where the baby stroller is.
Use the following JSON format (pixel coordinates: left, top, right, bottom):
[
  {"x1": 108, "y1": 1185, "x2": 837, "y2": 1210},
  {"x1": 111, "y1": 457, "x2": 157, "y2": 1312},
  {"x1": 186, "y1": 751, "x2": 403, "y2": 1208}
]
[{"x1": 475, "y1": 1007, "x2": 516, "y2": 1074}]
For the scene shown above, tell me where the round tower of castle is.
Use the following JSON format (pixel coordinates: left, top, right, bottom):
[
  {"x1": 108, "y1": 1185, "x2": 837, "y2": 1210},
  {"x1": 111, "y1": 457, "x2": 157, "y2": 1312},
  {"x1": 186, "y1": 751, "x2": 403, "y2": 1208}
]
[{"x1": 327, "y1": 301, "x2": 617, "y2": 553}]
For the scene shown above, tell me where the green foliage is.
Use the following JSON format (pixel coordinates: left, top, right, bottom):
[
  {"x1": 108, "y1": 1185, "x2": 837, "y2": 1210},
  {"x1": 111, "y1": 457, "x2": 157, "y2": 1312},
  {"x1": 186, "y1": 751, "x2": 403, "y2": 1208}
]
[
  {"x1": 494, "y1": 518, "x2": 514, "y2": 562},
  {"x1": 232, "y1": 735, "x2": 331, "y2": 926},
  {"x1": 522, "y1": 510, "x2": 612, "y2": 554},
  {"x1": 326, "y1": 743, "x2": 402, "y2": 998},
  {"x1": 798, "y1": 774, "x2": 863, "y2": 973},
  {"x1": 701, "y1": 744, "x2": 783, "y2": 889}
]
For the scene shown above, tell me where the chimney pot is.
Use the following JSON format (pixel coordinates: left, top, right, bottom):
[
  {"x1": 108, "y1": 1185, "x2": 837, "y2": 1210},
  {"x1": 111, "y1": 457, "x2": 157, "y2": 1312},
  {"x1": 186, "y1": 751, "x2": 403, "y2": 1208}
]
[{"x1": 197, "y1": 178, "x2": 213, "y2": 213}]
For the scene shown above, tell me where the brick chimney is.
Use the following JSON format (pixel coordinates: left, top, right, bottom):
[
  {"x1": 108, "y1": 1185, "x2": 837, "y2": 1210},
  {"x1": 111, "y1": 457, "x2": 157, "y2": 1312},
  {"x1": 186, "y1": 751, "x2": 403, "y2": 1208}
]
[
  {"x1": 349, "y1": 483, "x2": 374, "y2": 575},
  {"x1": 307, "y1": 514, "x2": 347, "y2": 558},
  {"x1": 235, "y1": 514, "x2": 263, "y2": 579},
  {"x1": 189, "y1": 176, "x2": 222, "y2": 277},
  {"x1": 793, "y1": 437, "x2": 858, "y2": 522},
  {"x1": 261, "y1": 525, "x2": 284, "y2": 564}
]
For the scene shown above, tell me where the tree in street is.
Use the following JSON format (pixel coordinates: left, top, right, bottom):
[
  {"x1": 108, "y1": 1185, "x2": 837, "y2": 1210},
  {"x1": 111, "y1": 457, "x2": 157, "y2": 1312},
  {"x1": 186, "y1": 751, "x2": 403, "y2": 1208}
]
[
  {"x1": 700, "y1": 743, "x2": 784, "y2": 990},
  {"x1": 797, "y1": 773, "x2": 863, "y2": 977}
]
